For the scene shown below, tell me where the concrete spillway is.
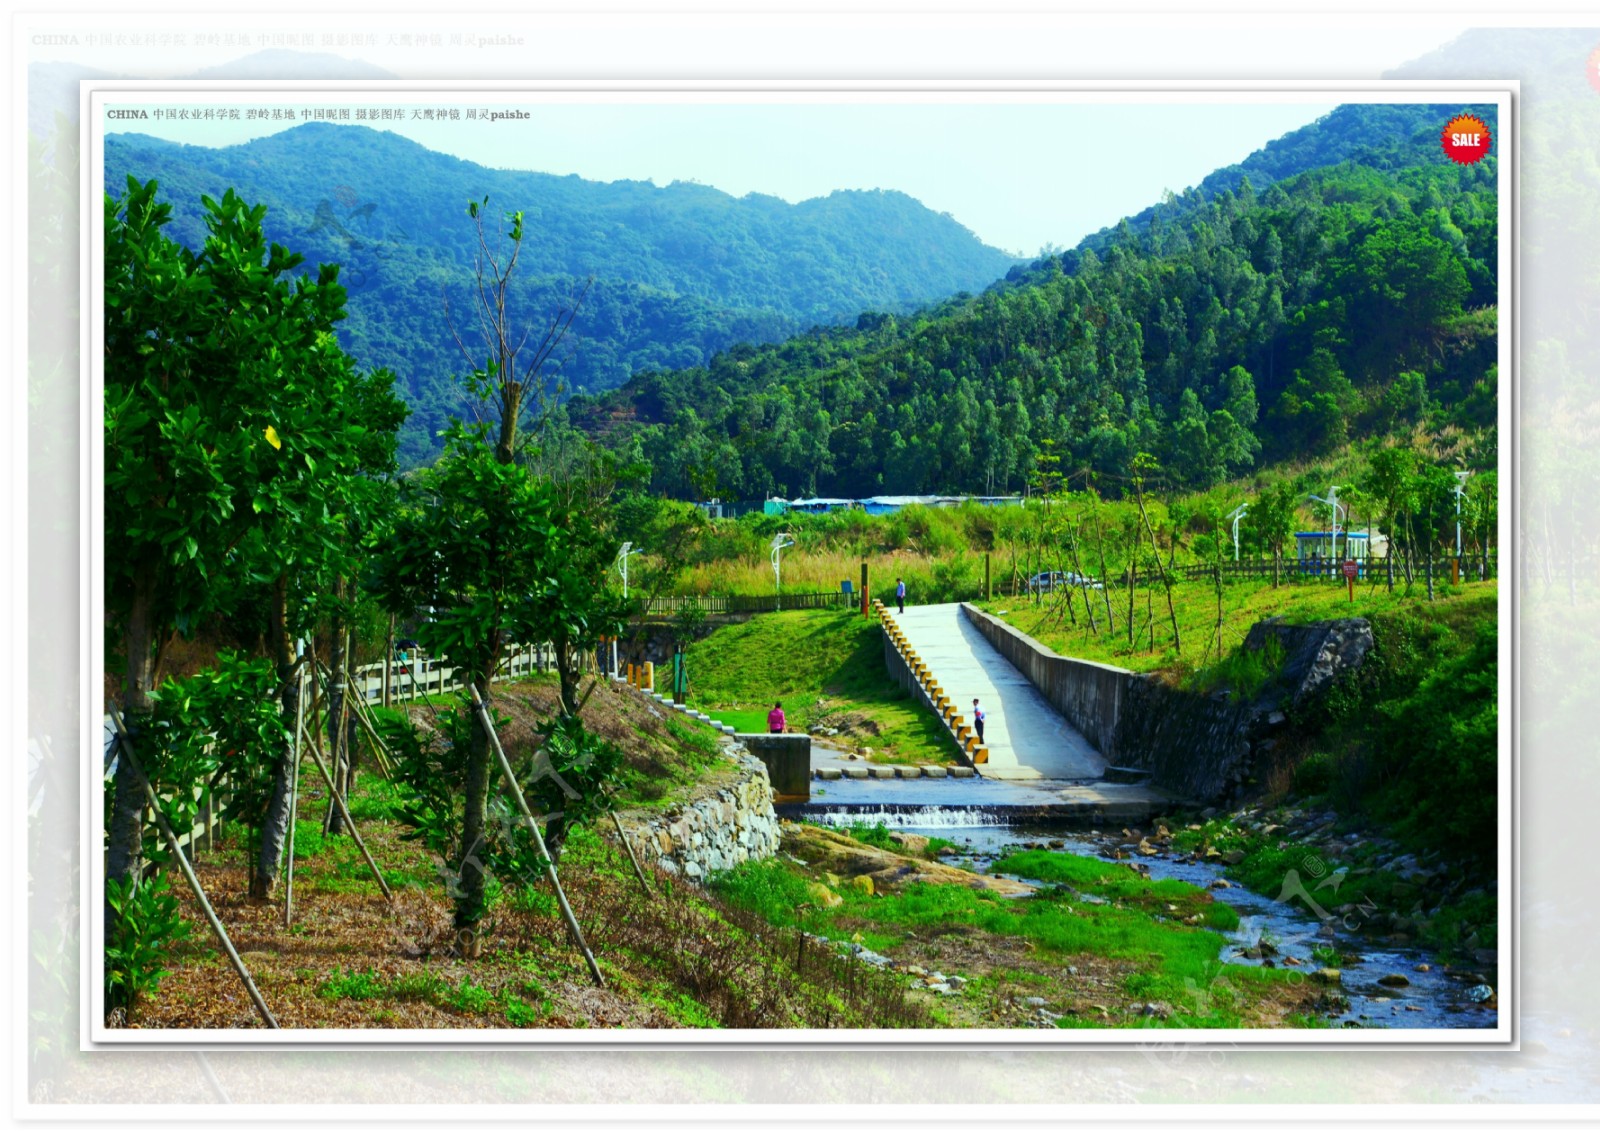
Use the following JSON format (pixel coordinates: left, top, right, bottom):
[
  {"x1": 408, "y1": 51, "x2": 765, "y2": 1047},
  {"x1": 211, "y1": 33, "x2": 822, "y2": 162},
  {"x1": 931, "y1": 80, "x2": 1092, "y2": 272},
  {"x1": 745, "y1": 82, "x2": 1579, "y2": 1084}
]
[{"x1": 893, "y1": 602, "x2": 1107, "y2": 781}]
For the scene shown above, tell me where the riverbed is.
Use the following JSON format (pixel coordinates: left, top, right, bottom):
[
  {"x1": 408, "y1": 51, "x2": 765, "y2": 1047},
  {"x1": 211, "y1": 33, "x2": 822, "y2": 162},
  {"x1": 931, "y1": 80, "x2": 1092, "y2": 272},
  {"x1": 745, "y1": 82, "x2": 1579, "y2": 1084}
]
[{"x1": 782, "y1": 778, "x2": 1497, "y2": 1031}]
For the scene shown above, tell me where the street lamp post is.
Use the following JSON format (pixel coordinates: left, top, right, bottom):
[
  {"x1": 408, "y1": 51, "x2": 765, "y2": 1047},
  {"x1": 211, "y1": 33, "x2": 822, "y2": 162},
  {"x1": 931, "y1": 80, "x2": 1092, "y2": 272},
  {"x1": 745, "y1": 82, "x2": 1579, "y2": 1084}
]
[
  {"x1": 1308, "y1": 489, "x2": 1348, "y2": 577},
  {"x1": 616, "y1": 541, "x2": 644, "y2": 599},
  {"x1": 1227, "y1": 503, "x2": 1248, "y2": 563},
  {"x1": 614, "y1": 542, "x2": 644, "y2": 678},
  {"x1": 771, "y1": 533, "x2": 795, "y2": 611},
  {"x1": 1453, "y1": 471, "x2": 1472, "y2": 561}
]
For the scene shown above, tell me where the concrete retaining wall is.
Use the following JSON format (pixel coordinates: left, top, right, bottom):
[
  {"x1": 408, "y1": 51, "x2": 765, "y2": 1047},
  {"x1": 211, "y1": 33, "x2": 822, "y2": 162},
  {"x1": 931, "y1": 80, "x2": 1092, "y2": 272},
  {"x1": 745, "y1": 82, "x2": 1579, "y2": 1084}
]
[
  {"x1": 956, "y1": 604, "x2": 1372, "y2": 803},
  {"x1": 737, "y1": 733, "x2": 812, "y2": 802},
  {"x1": 959, "y1": 603, "x2": 1132, "y2": 759},
  {"x1": 615, "y1": 744, "x2": 781, "y2": 882}
]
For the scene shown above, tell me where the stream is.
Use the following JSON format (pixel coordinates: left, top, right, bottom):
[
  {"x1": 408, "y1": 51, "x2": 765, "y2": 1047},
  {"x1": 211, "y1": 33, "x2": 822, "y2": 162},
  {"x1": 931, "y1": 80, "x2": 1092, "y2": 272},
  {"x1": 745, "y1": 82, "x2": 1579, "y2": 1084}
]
[{"x1": 781, "y1": 777, "x2": 1497, "y2": 1030}]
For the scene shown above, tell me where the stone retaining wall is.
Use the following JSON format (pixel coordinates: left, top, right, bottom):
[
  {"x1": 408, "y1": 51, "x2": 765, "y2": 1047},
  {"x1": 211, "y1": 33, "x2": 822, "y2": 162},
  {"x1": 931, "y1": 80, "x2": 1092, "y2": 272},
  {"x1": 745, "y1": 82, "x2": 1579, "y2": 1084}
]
[{"x1": 615, "y1": 744, "x2": 781, "y2": 882}]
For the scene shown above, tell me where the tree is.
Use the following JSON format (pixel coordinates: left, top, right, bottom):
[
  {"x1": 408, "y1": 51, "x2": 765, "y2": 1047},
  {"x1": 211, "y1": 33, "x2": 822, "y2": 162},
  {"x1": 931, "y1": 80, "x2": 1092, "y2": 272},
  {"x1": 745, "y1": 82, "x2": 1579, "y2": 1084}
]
[
  {"x1": 448, "y1": 197, "x2": 590, "y2": 466},
  {"x1": 1252, "y1": 480, "x2": 1300, "y2": 587},
  {"x1": 102, "y1": 178, "x2": 406, "y2": 895},
  {"x1": 1364, "y1": 445, "x2": 1421, "y2": 592},
  {"x1": 370, "y1": 438, "x2": 629, "y2": 929}
]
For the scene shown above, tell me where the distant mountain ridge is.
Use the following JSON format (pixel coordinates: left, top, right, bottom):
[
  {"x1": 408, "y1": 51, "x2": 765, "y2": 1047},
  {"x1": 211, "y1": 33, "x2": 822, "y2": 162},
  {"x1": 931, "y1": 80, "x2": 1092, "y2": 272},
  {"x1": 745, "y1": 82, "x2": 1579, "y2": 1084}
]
[{"x1": 103, "y1": 123, "x2": 1021, "y2": 462}]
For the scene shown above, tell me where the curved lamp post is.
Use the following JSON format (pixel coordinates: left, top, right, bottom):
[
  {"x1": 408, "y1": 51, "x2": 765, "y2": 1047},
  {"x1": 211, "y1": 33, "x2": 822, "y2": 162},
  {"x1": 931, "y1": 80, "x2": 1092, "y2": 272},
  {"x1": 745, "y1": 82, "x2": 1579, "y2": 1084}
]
[
  {"x1": 1227, "y1": 502, "x2": 1249, "y2": 563},
  {"x1": 613, "y1": 541, "x2": 645, "y2": 677},
  {"x1": 1308, "y1": 488, "x2": 1348, "y2": 574},
  {"x1": 771, "y1": 533, "x2": 796, "y2": 611}
]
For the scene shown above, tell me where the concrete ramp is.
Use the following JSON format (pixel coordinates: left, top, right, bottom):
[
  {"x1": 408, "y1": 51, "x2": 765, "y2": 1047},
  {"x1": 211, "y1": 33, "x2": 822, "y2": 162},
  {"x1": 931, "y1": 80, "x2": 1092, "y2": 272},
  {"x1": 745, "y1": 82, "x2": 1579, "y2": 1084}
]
[{"x1": 895, "y1": 603, "x2": 1106, "y2": 781}]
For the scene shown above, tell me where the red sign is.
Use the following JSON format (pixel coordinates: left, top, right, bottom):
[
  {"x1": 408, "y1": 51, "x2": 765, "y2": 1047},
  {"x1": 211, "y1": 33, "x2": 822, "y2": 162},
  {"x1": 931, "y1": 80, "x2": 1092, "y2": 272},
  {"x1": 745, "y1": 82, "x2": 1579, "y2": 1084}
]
[
  {"x1": 1441, "y1": 113, "x2": 1491, "y2": 165},
  {"x1": 1342, "y1": 560, "x2": 1359, "y2": 580}
]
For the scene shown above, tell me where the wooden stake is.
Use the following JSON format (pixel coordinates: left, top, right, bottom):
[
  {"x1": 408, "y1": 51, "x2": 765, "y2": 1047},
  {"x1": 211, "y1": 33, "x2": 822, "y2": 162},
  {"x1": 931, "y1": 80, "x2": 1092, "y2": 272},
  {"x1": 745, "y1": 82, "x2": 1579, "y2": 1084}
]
[
  {"x1": 383, "y1": 614, "x2": 395, "y2": 710},
  {"x1": 283, "y1": 667, "x2": 308, "y2": 927},
  {"x1": 468, "y1": 685, "x2": 605, "y2": 988},
  {"x1": 296, "y1": 712, "x2": 394, "y2": 903},
  {"x1": 105, "y1": 704, "x2": 279, "y2": 1030}
]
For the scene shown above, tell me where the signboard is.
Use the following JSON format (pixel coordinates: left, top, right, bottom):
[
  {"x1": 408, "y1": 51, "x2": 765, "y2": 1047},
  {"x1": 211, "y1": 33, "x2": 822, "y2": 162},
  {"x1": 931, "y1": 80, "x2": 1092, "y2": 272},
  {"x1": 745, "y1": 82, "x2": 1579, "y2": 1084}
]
[{"x1": 1342, "y1": 560, "x2": 1359, "y2": 580}]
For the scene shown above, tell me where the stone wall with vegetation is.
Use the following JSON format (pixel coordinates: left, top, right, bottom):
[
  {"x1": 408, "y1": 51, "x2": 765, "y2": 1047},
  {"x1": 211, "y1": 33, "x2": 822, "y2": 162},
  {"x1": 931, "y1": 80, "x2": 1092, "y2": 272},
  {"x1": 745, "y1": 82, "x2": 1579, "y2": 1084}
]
[{"x1": 616, "y1": 743, "x2": 781, "y2": 881}]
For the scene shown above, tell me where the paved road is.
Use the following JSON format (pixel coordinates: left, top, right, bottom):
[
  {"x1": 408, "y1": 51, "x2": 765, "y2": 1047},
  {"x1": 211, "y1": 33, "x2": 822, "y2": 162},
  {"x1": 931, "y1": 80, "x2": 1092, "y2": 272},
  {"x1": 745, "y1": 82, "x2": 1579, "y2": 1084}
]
[{"x1": 894, "y1": 602, "x2": 1107, "y2": 782}]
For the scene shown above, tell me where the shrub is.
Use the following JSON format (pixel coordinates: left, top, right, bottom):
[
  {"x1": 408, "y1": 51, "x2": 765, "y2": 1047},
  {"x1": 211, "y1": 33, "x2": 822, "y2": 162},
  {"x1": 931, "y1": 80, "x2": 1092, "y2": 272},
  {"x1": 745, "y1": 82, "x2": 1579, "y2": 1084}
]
[{"x1": 104, "y1": 874, "x2": 191, "y2": 1018}]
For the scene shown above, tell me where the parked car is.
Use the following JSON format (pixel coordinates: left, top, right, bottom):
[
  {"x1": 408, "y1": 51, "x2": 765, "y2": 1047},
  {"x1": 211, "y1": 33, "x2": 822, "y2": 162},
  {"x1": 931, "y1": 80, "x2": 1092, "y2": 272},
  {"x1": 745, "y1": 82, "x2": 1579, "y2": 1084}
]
[{"x1": 1028, "y1": 570, "x2": 1103, "y2": 592}]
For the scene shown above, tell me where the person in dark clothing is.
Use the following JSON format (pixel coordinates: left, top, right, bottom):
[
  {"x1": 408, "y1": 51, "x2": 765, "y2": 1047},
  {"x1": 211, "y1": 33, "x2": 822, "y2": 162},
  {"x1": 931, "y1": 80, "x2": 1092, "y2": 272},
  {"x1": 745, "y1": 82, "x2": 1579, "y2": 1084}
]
[
  {"x1": 972, "y1": 698, "x2": 985, "y2": 743},
  {"x1": 895, "y1": 577, "x2": 906, "y2": 614}
]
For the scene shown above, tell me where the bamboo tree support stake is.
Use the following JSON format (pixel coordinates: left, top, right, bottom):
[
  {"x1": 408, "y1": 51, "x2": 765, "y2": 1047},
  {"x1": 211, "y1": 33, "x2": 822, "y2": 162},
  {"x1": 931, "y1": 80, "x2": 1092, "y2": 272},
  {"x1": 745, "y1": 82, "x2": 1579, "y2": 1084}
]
[
  {"x1": 283, "y1": 667, "x2": 308, "y2": 927},
  {"x1": 602, "y1": 785, "x2": 653, "y2": 896},
  {"x1": 296, "y1": 711, "x2": 394, "y2": 903},
  {"x1": 319, "y1": 658, "x2": 397, "y2": 777},
  {"x1": 105, "y1": 703, "x2": 279, "y2": 1030},
  {"x1": 468, "y1": 684, "x2": 605, "y2": 988}
]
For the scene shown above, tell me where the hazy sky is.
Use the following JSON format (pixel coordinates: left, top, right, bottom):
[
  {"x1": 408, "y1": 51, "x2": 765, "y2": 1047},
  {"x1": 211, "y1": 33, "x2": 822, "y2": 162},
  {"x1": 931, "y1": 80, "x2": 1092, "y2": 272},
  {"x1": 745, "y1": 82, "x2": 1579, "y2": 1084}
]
[{"x1": 108, "y1": 97, "x2": 1346, "y2": 255}]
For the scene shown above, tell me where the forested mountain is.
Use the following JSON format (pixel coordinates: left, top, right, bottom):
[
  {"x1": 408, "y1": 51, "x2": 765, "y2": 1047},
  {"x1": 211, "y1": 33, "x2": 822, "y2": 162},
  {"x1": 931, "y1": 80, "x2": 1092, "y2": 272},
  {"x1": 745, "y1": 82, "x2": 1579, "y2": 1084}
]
[
  {"x1": 571, "y1": 104, "x2": 1500, "y2": 500},
  {"x1": 104, "y1": 123, "x2": 1020, "y2": 463}
]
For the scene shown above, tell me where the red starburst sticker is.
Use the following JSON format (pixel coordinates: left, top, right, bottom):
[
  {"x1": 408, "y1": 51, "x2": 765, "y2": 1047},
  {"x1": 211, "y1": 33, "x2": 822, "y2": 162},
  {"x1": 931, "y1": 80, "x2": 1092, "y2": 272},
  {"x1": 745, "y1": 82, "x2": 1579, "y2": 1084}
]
[{"x1": 1442, "y1": 113, "x2": 1491, "y2": 165}]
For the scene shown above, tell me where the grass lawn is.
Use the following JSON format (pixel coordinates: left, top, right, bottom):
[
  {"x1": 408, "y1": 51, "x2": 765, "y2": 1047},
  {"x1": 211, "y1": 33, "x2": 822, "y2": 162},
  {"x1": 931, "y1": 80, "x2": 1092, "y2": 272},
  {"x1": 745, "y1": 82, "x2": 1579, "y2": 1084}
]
[
  {"x1": 683, "y1": 609, "x2": 963, "y2": 764},
  {"x1": 977, "y1": 576, "x2": 1498, "y2": 675}
]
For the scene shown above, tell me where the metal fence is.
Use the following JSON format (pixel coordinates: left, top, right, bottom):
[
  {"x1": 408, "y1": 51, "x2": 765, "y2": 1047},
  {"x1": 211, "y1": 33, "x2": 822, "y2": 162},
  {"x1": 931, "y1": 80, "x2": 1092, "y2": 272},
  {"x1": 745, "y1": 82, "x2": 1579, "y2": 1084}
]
[
  {"x1": 1173, "y1": 554, "x2": 1498, "y2": 583},
  {"x1": 637, "y1": 591, "x2": 854, "y2": 616}
]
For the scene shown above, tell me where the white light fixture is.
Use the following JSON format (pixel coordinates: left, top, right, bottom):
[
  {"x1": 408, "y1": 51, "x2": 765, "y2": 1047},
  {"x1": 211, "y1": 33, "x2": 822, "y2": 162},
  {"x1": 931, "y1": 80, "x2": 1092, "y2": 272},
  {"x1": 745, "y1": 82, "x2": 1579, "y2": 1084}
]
[
  {"x1": 771, "y1": 533, "x2": 796, "y2": 610},
  {"x1": 1227, "y1": 503, "x2": 1248, "y2": 563}
]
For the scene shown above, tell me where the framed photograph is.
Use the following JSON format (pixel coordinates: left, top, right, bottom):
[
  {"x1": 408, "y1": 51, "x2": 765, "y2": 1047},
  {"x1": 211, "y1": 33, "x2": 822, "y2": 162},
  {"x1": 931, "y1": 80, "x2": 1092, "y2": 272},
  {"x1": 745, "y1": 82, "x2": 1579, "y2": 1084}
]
[{"x1": 84, "y1": 79, "x2": 1514, "y2": 1048}]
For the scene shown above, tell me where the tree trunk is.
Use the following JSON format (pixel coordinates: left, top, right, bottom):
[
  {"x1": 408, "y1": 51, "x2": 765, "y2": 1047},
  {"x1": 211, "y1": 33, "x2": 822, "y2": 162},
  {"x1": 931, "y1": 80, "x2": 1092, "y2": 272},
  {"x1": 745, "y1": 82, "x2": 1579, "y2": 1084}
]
[
  {"x1": 1066, "y1": 531, "x2": 1096, "y2": 635},
  {"x1": 106, "y1": 572, "x2": 160, "y2": 889},
  {"x1": 1126, "y1": 551, "x2": 1136, "y2": 649},
  {"x1": 251, "y1": 574, "x2": 300, "y2": 899},
  {"x1": 454, "y1": 674, "x2": 494, "y2": 931},
  {"x1": 1133, "y1": 482, "x2": 1180, "y2": 656},
  {"x1": 1091, "y1": 507, "x2": 1116, "y2": 633},
  {"x1": 325, "y1": 595, "x2": 350, "y2": 835},
  {"x1": 1424, "y1": 507, "x2": 1435, "y2": 602},
  {"x1": 554, "y1": 636, "x2": 582, "y2": 718}
]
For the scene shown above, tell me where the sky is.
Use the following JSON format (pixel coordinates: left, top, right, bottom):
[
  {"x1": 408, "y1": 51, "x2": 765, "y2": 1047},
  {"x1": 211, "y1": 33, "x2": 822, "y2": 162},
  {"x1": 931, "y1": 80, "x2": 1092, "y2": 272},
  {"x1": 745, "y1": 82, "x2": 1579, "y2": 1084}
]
[{"x1": 104, "y1": 96, "x2": 1344, "y2": 255}]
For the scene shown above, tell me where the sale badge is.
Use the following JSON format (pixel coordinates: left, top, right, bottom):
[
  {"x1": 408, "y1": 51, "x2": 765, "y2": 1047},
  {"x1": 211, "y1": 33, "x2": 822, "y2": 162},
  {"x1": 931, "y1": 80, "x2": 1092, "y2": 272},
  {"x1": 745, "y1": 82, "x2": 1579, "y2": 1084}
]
[{"x1": 1441, "y1": 113, "x2": 1491, "y2": 165}]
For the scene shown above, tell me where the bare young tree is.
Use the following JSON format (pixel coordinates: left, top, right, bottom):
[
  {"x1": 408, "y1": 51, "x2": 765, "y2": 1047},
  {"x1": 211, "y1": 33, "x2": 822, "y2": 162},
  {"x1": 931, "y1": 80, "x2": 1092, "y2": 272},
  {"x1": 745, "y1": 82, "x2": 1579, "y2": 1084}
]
[{"x1": 446, "y1": 197, "x2": 592, "y2": 466}]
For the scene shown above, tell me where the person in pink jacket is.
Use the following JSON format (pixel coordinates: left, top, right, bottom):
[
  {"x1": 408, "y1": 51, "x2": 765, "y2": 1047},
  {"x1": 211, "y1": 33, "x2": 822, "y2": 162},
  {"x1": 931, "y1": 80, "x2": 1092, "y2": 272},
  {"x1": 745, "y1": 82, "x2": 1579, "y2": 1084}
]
[{"x1": 767, "y1": 701, "x2": 787, "y2": 734}]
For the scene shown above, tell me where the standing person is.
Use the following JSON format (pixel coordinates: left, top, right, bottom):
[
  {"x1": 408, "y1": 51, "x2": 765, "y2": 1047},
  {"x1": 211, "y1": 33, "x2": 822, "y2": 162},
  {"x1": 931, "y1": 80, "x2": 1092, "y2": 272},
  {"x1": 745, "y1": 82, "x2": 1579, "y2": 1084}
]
[
  {"x1": 767, "y1": 700, "x2": 787, "y2": 734},
  {"x1": 972, "y1": 698, "x2": 985, "y2": 744},
  {"x1": 895, "y1": 576, "x2": 906, "y2": 614}
]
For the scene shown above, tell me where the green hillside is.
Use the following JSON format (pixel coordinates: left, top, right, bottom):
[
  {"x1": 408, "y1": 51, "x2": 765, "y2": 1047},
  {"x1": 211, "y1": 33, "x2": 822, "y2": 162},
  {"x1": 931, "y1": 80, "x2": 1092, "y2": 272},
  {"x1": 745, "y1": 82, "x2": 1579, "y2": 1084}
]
[
  {"x1": 102, "y1": 122, "x2": 1021, "y2": 464},
  {"x1": 572, "y1": 103, "x2": 1499, "y2": 500}
]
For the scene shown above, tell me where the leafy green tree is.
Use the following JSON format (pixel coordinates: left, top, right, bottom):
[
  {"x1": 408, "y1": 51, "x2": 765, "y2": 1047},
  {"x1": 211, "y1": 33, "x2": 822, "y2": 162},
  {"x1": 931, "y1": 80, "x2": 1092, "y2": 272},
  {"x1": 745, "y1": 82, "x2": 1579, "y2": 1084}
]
[
  {"x1": 102, "y1": 178, "x2": 406, "y2": 895},
  {"x1": 1252, "y1": 480, "x2": 1300, "y2": 586},
  {"x1": 369, "y1": 437, "x2": 629, "y2": 929},
  {"x1": 1364, "y1": 446, "x2": 1421, "y2": 591}
]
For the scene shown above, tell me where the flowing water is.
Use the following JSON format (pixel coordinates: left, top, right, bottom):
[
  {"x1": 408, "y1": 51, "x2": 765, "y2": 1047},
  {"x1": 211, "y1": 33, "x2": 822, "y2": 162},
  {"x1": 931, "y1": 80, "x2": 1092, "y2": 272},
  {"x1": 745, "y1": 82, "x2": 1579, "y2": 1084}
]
[{"x1": 787, "y1": 793, "x2": 1497, "y2": 1031}]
